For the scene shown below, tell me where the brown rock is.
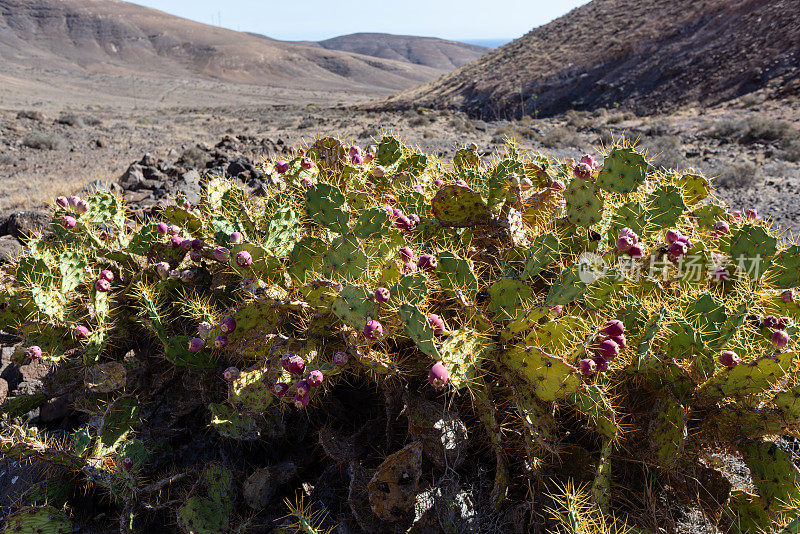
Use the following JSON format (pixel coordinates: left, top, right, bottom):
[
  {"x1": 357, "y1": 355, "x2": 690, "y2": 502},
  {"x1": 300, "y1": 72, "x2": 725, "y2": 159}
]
[
  {"x1": 19, "y1": 359, "x2": 51, "y2": 382},
  {"x1": 0, "y1": 377, "x2": 8, "y2": 404},
  {"x1": 2, "y1": 211, "x2": 51, "y2": 239},
  {"x1": 0, "y1": 235, "x2": 24, "y2": 264}
]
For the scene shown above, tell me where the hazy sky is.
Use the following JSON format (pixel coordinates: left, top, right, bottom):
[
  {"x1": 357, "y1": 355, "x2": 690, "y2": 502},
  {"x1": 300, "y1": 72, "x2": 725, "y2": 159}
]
[{"x1": 129, "y1": 1, "x2": 591, "y2": 42}]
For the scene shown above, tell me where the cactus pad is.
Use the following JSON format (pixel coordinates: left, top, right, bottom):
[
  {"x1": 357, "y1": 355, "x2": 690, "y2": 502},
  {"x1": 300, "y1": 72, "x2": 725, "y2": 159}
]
[
  {"x1": 352, "y1": 207, "x2": 390, "y2": 239},
  {"x1": 229, "y1": 367, "x2": 274, "y2": 414},
  {"x1": 439, "y1": 328, "x2": 490, "y2": 389},
  {"x1": 367, "y1": 441, "x2": 423, "y2": 522},
  {"x1": 648, "y1": 396, "x2": 686, "y2": 466},
  {"x1": 646, "y1": 184, "x2": 686, "y2": 230},
  {"x1": 766, "y1": 245, "x2": 800, "y2": 288},
  {"x1": 698, "y1": 351, "x2": 796, "y2": 399},
  {"x1": 177, "y1": 464, "x2": 234, "y2": 534},
  {"x1": 488, "y1": 278, "x2": 532, "y2": 321},
  {"x1": 572, "y1": 384, "x2": 619, "y2": 441},
  {"x1": 332, "y1": 285, "x2": 379, "y2": 330},
  {"x1": 2, "y1": 506, "x2": 73, "y2": 534},
  {"x1": 391, "y1": 273, "x2": 429, "y2": 305},
  {"x1": 209, "y1": 403, "x2": 260, "y2": 441},
  {"x1": 436, "y1": 250, "x2": 478, "y2": 299},
  {"x1": 306, "y1": 182, "x2": 350, "y2": 234},
  {"x1": 597, "y1": 147, "x2": 648, "y2": 194},
  {"x1": 677, "y1": 172, "x2": 711, "y2": 205},
  {"x1": 729, "y1": 224, "x2": 777, "y2": 281},
  {"x1": 739, "y1": 440, "x2": 800, "y2": 509},
  {"x1": 432, "y1": 184, "x2": 491, "y2": 226},
  {"x1": 502, "y1": 346, "x2": 581, "y2": 402},
  {"x1": 398, "y1": 303, "x2": 440, "y2": 359},
  {"x1": 564, "y1": 176, "x2": 604, "y2": 227},
  {"x1": 322, "y1": 236, "x2": 368, "y2": 281}
]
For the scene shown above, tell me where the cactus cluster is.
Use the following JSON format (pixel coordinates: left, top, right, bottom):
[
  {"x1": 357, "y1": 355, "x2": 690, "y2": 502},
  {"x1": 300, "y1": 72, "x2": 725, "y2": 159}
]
[{"x1": 1, "y1": 134, "x2": 799, "y2": 533}]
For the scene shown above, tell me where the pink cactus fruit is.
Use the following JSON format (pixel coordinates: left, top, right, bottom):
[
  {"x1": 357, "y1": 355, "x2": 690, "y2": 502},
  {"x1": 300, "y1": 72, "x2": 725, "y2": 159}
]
[
  {"x1": 288, "y1": 355, "x2": 306, "y2": 376},
  {"x1": 296, "y1": 380, "x2": 311, "y2": 397},
  {"x1": 27, "y1": 345, "x2": 42, "y2": 359},
  {"x1": 333, "y1": 351, "x2": 349, "y2": 366},
  {"x1": 403, "y1": 261, "x2": 419, "y2": 273},
  {"x1": 180, "y1": 269, "x2": 194, "y2": 282},
  {"x1": 63, "y1": 215, "x2": 77, "y2": 229},
  {"x1": 168, "y1": 224, "x2": 181, "y2": 236},
  {"x1": 223, "y1": 366, "x2": 239, "y2": 381},
  {"x1": 56, "y1": 196, "x2": 69, "y2": 209},
  {"x1": 619, "y1": 227, "x2": 638, "y2": 243},
  {"x1": 549, "y1": 305, "x2": 563, "y2": 318},
  {"x1": 428, "y1": 361, "x2": 449, "y2": 389},
  {"x1": 580, "y1": 154, "x2": 596, "y2": 168},
  {"x1": 747, "y1": 208, "x2": 758, "y2": 220},
  {"x1": 665, "y1": 229, "x2": 681, "y2": 245},
  {"x1": 550, "y1": 179, "x2": 565, "y2": 191},
  {"x1": 99, "y1": 270, "x2": 114, "y2": 283},
  {"x1": 593, "y1": 357, "x2": 610, "y2": 373},
  {"x1": 781, "y1": 289, "x2": 795, "y2": 303},
  {"x1": 214, "y1": 247, "x2": 230, "y2": 262},
  {"x1": 573, "y1": 162, "x2": 592, "y2": 180},
  {"x1": 594, "y1": 339, "x2": 620, "y2": 360},
  {"x1": 374, "y1": 287, "x2": 391, "y2": 303},
  {"x1": 220, "y1": 316, "x2": 237, "y2": 334},
  {"x1": 214, "y1": 335, "x2": 228, "y2": 349},
  {"x1": 188, "y1": 337, "x2": 205, "y2": 353},
  {"x1": 399, "y1": 247, "x2": 414, "y2": 262},
  {"x1": 122, "y1": 457, "x2": 134, "y2": 471},
  {"x1": 713, "y1": 220, "x2": 730, "y2": 235},
  {"x1": 627, "y1": 243, "x2": 645, "y2": 259},
  {"x1": 616, "y1": 235, "x2": 634, "y2": 252},
  {"x1": 364, "y1": 320, "x2": 383, "y2": 340},
  {"x1": 417, "y1": 254, "x2": 438, "y2": 272},
  {"x1": 235, "y1": 250, "x2": 253, "y2": 267},
  {"x1": 95, "y1": 279, "x2": 111, "y2": 293},
  {"x1": 300, "y1": 157, "x2": 313, "y2": 170},
  {"x1": 600, "y1": 319, "x2": 625, "y2": 338},
  {"x1": 718, "y1": 351, "x2": 740, "y2": 368},
  {"x1": 772, "y1": 330, "x2": 790, "y2": 348},
  {"x1": 74, "y1": 325, "x2": 90, "y2": 340},
  {"x1": 349, "y1": 145, "x2": 362, "y2": 158},
  {"x1": 307, "y1": 370, "x2": 324, "y2": 388},
  {"x1": 273, "y1": 382, "x2": 290, "y2": 396},
  {"x1": 170, "y1": 236, "x2": 184, "y2": 248},
  {"x1": 155, "y1": 262, "x2": 171, "y2": 279},
  {"x1": 275, "y1": 160, "x2": 289, "y2": 174},
  {"x1": 580, "y1": 358, "x2": 597, "y2": 376},
  {"x1": 352, "y1": 154, "x2": 364, "y2": 165},
  {"x1": 229, "y1": 231, "x2": 244, "y2": 244},
  {"x1": 427, "y1": 313, "x2": 445, "y2": 335},
  {"x1": 189, "y1": 250, "x2": 202, "y2": 263},
  {"x1": 294, "y1": 392, "x2": 310, "y2": 409}
]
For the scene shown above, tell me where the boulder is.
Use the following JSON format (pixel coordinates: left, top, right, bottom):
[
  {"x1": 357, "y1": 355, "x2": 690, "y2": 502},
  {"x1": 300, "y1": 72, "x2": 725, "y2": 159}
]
[
  {"x1": 0, "y1": 235, "x2": 24, "y2": 264},
  {"x1": 2, "y1": 211, "x2": 51, "y2": 239}
]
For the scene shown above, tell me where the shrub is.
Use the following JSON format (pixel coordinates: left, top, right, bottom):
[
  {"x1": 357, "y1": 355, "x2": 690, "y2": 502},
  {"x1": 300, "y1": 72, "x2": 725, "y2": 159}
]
[
  {"x1": 16, "y1": 110, "x2": 44, "y2": 121},
  {"x1": 56, "y1": 112, "x2": 84, "y2": 127},
  {"x1": 715, "y1": 161, "x2": 759, "y2": 188},
  {"x1": 22, "y1": 131, "x2": 67, "y2": 150},
  {"x1": 642, "y1": 135, "x2": 686, "y2": 170},
  {"x1": 541, "y1": 126, "x2": 582, "y2": 148}
]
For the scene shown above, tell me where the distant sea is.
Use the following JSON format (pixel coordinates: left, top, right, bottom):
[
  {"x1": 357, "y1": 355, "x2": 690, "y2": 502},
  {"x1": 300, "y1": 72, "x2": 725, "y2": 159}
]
[{"x1": 460, "y1": 38, "x2": 512, "y2": 48}]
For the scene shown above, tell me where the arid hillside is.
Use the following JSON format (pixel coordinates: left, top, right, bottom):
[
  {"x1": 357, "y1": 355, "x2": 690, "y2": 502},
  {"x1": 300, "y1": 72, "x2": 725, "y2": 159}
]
[
  {"x1": 313, "y1": 33, "x2": 487, "y2": 70},
  {"x1": 0, "y1": 0, "x2": 486, "y2": 108},
  {"x1": 381, "y1": 0, "x2": 800, "y2": 118}
]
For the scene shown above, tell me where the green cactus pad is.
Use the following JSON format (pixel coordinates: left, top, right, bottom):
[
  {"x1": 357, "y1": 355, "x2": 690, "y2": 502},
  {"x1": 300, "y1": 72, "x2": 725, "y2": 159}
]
[
  {"x1": 739, "y1": 440, "x2": 800, "y2": 510},
  {"x1": 209, "y1": 403, "x2": 260, "y2": 441},
  {"x1": 698, "y1": 351, "x2": 796, "y2": 399},
  {"x1": 288, "y1": 237, "x2": 327, "y2": 283},
  {"x1": 648, "y1": 396, "x2": 686, "y2": 467},
  {"x1": 352, "y1": 207, "x2": 390, "y2": 239},
  {"x1": 774, "y1": 384, "x2": 800, "y2": 424},
  {"x1": 453, "y1": 148, "x2": 480, "y2": 171},
  {"x1": 84, "y1": 190, "x2": 125, "y2": 227},
  {"x1": 592, "y1": 439, "x2": 613, "y2": 512},
  {"x1": 367, "y1": 441, "x2": 423, "y2": 522},
  {"x1": 693, "y1": 203, "x2": 729, "y2": 230},
  {"x1": 398, "y1": 303, "x2": 440, "y2": 359},
  {"x1": 597, "y1": 147, "x2": 648, "y2": 194},
  {"x1": 439, "y1": 329, "x2": 491, "y2": 389},
  {"x1": 436, "y1": 250, "x2": 478, "y2": 299},
  {"x1": 229, "y1": 367, "x2": 274, "y2": 415},
  {"x1": 766, "y1": 245, "x2": 800, "y2": 288},
  {"x1": 564, "y1": 176, "x2": 604, "y2": 227},
  {"x1": 502, "y1": 345, "x2": 581, "y2": 402},
  {"x1": 645, "y1": 184, "x2": 686, "y2": 230},
  {"x1": 162, "y1": 205, "x2": 203, "y2": 235},
  {"x1": 665, "y1": 321, "x2": 704, "y2": 358},
  {"x1": 525, "y1": 315, "x2": 588, "y2": 356},
  {"x1": 518, "y1": 233, "x2": 560, "y2": 280},
  {"x1": 322, "y1": 236, "x2": 368, "y2": 281},
  {"x1": 397, "y1": 190, "x2": 430, "y2": 218},
  {"x1": 21, "y1": 478, "x2": 73, "y2": 508},
  {"x1": 375, "y1": 135, "x2": 402, "y2": 167},
  {"x1": 308, "y1": 136, "x2": 346, "y2": 172},
  {"x1": 722, "y1": 490, "x2": 771, "y2": 534},
  {"x1": 229, "y1": 243, "x2": 280, "y2": 280},
  {"x1": 57, "y1": 250, "x2": 87, "y2": 292},
  {"x1": 729, "y1": 224, "x2": 777, "y2": 281},
  {"x1": 676, "y1": 172, "x2": 710, "y2": 205},
  {"x1": 637, "y1": 309, "x2": 664, "y2": 359},
  {"x1": 262, "y1": 205, "x2": 300, "y2": 255},
  {"x1": 431, "y1": 184, "x2": 491, "y2": 226},
  {"x1": 545, "y1": 264, "x2": 590, "y2": 306},
  {"x1": 397, "y1": 153, "x2": 428, "y2": 176},
  {"x1": 177, "y1": 464, "x2": 234, "y2": 534},
  {"x1": 487, "y1": 278, "x2": 532, "y2": 321},
  {"x1": 514, "y1": 383, "x2": 560, "y2": 455},
  {"x1": 332, "y1": 285, "x2": 379, "y2": 330},
  {"x1": 608, "y1": 201, "x2": 649, "y2": 243},
  {"x1": 390, "y1": 273, "x2": 428, "y2": 305},
  {"x1": 572, "y1": 384, "x2": 619, "y2": 441},
  {"x1": 2, "y1": 506, "x2": 73, "y2": 534},
  {"x1": 306, "y1": 182, "x2": 350, "y2": 234},
  {"x1": 96, "y1": 397, "x2": 139, "y2": 456}
]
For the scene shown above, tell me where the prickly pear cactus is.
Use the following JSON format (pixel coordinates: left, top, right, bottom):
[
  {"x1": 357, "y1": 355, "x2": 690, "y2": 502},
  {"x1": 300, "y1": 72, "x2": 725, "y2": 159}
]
[{"x1": 1, "y1": 133, "x2": 798, "y2": 533}]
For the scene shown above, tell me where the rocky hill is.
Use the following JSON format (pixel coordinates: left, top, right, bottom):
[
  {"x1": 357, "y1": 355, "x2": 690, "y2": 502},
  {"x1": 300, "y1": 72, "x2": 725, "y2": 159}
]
[
  {"x1": 0, "y1": 0, "x2": 484, "y2": 107},
  {"x1": 313, "y1": 33, "x2": 487, "y2": 70},
  {"x1": 380, "y1": 0, "x2": 800, "y2": 118}
]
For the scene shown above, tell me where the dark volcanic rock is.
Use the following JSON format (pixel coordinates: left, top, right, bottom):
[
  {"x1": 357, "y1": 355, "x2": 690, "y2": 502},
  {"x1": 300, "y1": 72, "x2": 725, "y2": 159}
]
[
  {"x1": 1, "y1": 211, "x2": 51, "y2": 239},
  {"x1": 0, "y1": 235, "x2": 24, "y2": 264}
]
